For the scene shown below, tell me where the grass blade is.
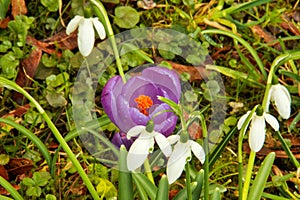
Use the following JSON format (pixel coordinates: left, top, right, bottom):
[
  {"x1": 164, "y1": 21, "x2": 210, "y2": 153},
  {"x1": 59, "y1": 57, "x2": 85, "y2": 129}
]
[
  {"x1": 0, "y1": 118, "x2": 52, "y2": 174},
  {"x1": 248, "y1": 152, "x2": 275, "y2": 200},
  {"x1": 0, "y1": 176, "x2": 23, "y2": 200}
]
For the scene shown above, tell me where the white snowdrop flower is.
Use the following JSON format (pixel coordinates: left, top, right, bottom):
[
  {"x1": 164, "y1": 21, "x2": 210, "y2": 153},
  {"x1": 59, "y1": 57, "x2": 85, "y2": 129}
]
[
  {"x1": 237, "y1": 111, "x2": 279, "y2": 152},
  {"x1": 166, "y1": 135, "x2": 205, "y2": 184},
  {"x1": 267, "y1": 84, "x2": 291, "y2": 119},
  {"x1": 66, "y1": 15, "x2": 106, "y2": 56},
  {"x1": 126, "y1": 125, "x2": 171, "y2": 171}
]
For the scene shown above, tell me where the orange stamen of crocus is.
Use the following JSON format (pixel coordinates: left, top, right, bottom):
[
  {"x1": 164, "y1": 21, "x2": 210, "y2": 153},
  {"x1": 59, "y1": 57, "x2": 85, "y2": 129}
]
[{"x1": 135, "y1": 95, "x2": 153, "y2": 116}]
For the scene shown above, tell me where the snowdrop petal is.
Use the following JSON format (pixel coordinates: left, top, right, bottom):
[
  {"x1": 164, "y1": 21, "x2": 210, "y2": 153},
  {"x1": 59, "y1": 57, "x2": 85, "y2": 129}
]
[
  {"x1": 167, "y1": 135, "x2": 180, "y2": 145},
  {"x1": 190, "y1": 141, "x2": 205, "y2": 164},
  {"x1": 167, "y1": 143, "x2": 187, "y2": 184},
  {"x1": 127, "y1": 126, "x2": 145, "y2": 139},
  {"x1": 154, "y1": 132, "x2": 171, "y2": 157},
  {"x1": 127, "y1": 137, "x2": 154, "y2": 171},
  {"x1": 92, "y1": 18, "x2": 106, "y2": 39},
  {"x1": 237, "y1": 111, "x2": 251, "y2": 131},
  {"x1": 271, "y1": 84, "x2": 291, "y2": 119},
  {"x1": 66, "y1": 15, "x2": 83, "y2": 35},
  {"x1": 264, "y1": 113, "x2": 279, "y2": 131},
  {"x1": 249, "y1": 115, "x2": 265, "y2": 152},
  {"x1": 78, "y1": 18, "x2": 95, "y2": 56}
]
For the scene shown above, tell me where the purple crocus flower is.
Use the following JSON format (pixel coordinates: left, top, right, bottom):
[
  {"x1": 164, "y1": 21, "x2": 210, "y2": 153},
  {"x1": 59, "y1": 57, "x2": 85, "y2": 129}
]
[{"x1": 101, "y1": 67, "x2": 181, "y2": 146}]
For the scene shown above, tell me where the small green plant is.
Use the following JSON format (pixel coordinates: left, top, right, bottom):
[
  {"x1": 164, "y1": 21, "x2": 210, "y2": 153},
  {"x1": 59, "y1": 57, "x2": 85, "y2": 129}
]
[{"x1": 22, "y1": 171, "x2": 51, "y2": 197}]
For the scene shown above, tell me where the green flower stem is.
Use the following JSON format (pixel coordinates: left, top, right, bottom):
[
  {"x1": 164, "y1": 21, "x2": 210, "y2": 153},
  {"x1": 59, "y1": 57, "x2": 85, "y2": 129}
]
[
  {"x1": 185, "y1": 163, "x2": 192, "y2": 200},
  {"x1": 242, "y1": 150, "x2": 256, "y2": 200},
  {"x1": 90, "y1": 0, "x2": 126, "y2": 83},
  {"x1": 0, "y1": 77, "x2": 100, "y2": 200},
  {"x1": 238, "y1": 105, "x2": 258, "y2": 200},
  {"x1": 261, "y1": 54, "x2": 290, "y2": 111},
  {"x1": 199, "y1": 114, "x2": 209, "y2": 200},
  {"x1": 201, "y1": 29, "x2": 267, "y2": 79},
  {"x1": 0, "y1": 176, "x2": 23, "y2": 200},
  {"x1": 144, "y1": 159, "x2": 155, "y2": 184}
]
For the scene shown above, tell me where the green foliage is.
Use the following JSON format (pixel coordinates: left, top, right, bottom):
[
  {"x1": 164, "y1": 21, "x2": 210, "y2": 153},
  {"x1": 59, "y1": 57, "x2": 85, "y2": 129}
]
[
  {"x1": 114, "y1": 6, "x2": 140, "y2": 29},
  {"x1": 41, "y1": 0, "x2": 59, "y2": 12},
  {"x1": 0, "y1": 154, "x2": 9, "y2": 165},
  {"x1": 22, "y1": 172, "x2": 51, "y2": 197},
  {"x1": 0, "y1": 0, "x2": 10, "y2": 19},
  {"x1": 8, "y1": 15, "x2": 34, "y2": 47}
]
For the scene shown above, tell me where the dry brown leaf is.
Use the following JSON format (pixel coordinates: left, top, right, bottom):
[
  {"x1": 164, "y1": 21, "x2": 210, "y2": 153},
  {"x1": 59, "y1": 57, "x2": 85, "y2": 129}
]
[
  {"x1": 0, "y1": 165, "x2": 9, "y2": 180},
  {"x1": 43, "y1": 30, "x2": 78, "y2": 50},
  {"x1": 7, "y1": 158, "x2": 34, "y2": 176},
  {"x1": 11, "y1": 0, "x2": 27, "y2": 17},
  {"x1": 0, "y1": 17, "x2": 10, "y2": 29},
  {"x1": 155, "y1": 57, "x2": 208, "y2": 81},
  {"x1": 251, "y1": 25, "x2": 282, "y2": 51},
  {"x1": 13, "y1": 48, "x2": 42, "y2": 104}
]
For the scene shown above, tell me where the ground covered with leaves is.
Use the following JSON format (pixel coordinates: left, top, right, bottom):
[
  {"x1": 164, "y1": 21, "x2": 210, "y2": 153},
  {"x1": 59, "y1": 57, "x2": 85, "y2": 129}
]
[{"x1": 0, "y1": 0, "x2": 300, "y2": 199}]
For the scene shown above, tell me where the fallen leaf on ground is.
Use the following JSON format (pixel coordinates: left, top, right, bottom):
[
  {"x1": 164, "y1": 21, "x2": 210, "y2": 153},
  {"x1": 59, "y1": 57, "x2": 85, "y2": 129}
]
[{"x1": 11, "y1": 0, "x2": 27, "y2": 17}]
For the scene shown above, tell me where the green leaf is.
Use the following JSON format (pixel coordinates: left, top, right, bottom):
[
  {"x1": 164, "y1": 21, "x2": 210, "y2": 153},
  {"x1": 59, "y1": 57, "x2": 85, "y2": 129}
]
[
  {"x1": 46, "y1": 194, "x2": 57, "y2": 200},
  {"x1": 42, "y1": 54, "x2": 57, "y2": 67},
  {"x1": 0, "y1": 154, "x2": 10, "y2": 165},
  {"x1": 248, "y1": 152, "x2": 276, "y2": 200},
  {"x1": 46, "y1": 72, "x2": 69, "y2": 87},
  {"x1": 157, "y1": 96, "x2": 181, "y2": 116},
  {"x1": 206, "y1": 65, "x2": 264, "y2": 87},
  {"x1": 155, "y1": 175, "x2": 169, "y2": 200},
  {"x1": 26, "y1": 186, "x2": 42, "y2": 197},
  {"x1": 211, "y1": 187, "x2": 221, "y2": 200},
  {"x1": 46, "y1": 91, "x2": 67, "y2": 107},
  {"x1": 22, "y1": 178, "x2": 35, "y2": 187},
  {"x1": 173, "y1": 182, "x2": 197, "y2": 200},
  {"x1": 0, "y1": 0, "x2": 10, "y2": 19},
  {"x1": 186, "y1": 54, "x2": 203, "y2": 65},
  {"x1": 192, "y1": 170, "x2": 204, "y2": 200},
  {"x1": 41, "y1": 0, "x2": 59, "y2": 12},
  {"x1": 96, "y1": 178, "x2": 117, "y2": 199},
  {"x1": 0, "y1": 52, "x2": 19, "y2": 79},
  {"x1": 33, "y1": 172, "x2": 51, "y2": 187},
  {"x1": 279, "y1": 69, "x2": 300, "y2": 81},
  {"x1": 118, "y1": 145, "x2": 134, "y2": 200},
  {"x1": 133, "y1": 173, "x2": 157, "y2": 200},
  {"x1": 114, "y1": 6, "x2": 139, "y2": 29},
  {"x1": 0, "y1": 41, "x2": 12, "y2": 53}
]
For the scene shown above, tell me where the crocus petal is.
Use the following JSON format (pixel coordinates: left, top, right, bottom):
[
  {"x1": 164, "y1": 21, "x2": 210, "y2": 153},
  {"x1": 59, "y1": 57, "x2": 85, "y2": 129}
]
[
  {"x1": 91, "y1": 18, "x2": 106, "y2": 39},
  {"x1": 78, "y1": 18, "x2": 95, "y2": 56},
  {"x1": 117, "y1": 95, "x2": 138, "y2": 132},
  {"x1": 264, "y1": 113, "x2": 279, "y2": 131},
  {"x1": 101, "y1": 76, "x2": 124, "y2": 125},
  {"x1": 237, "y1": 111, "x2": 251, "y2": 130},
  {"x1": 190, "y1": 141, "x2": 205, "y2": 164},
  {"x1": 127, "y1": 126, "x2": 145, "y2": 139},
  {"x1": 249, "y1": 115, "x2": 265, "y2": 152},
  {"x1": 111, "y1": 132, "x2": 133, "y2": 149},
  {"x1": 66, "y1": 15, "x2": 82, "y2": 35},
  {"x1": 271, "y1": 84, "x2": 291, "y2": 119},
  {"x1": 142, "y1": 67, "x2": 181, "y2": 102},
  {"x1": 167, "y1": 142, "x2": 187, "y2": 184},
  {"x1": 154, "y1": 132, "x2": 172, "y2": 157},
  {"x1": 129, "y1": 107, "x2": 149, "y2": 126},
  {"x1": 127, "y1": 136, "x2": 154, "y2": 171}
]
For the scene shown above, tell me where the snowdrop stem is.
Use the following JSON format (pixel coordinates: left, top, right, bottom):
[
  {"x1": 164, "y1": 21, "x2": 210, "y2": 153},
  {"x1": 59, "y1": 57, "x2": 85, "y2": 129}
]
[
  {"x1": 199, "y1": 114, "x2": 209, "y2": 200},
  {"x1": 237, "y1": 105, "x2": 258, "y2": 200},
  {"x1": 242, "y1": 150, "x2": 256, "y2": 200},
  {"x1": 144, "y1": 159, "x2": 155, "y2": 184},
  {"x1": 90, "y1": 0, "x2": 126, "y2": 82},
  {"x1": 185, "y1": 163, "x2": 192, "y2": 200}
]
